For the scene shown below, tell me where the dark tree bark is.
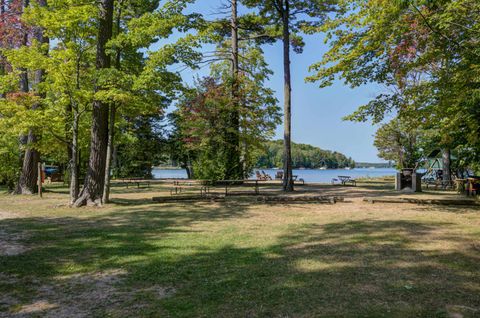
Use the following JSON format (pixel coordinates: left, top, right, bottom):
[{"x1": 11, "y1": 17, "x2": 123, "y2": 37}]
[
  {"x1": 280, "y1": 0, "x2": 294, "y2": 191},
  {"x1": 74, "y1": 0, "x2": 114, "y2": 207},
  {"x1": 15, "y1": 131, "x2": 39, "y2": 194},
  {"x1": 68, "y1": 47, "x2": 88, "y2": 203},
  {"x1": 442, "y1": 148, "x2": 451, "y2": 182},
  {"x1": 102, "y1": 103, "x2": 115, "y2": 203},
  {"x1": 15, "y1": 0, "x2": 47, "y2": 195},
  {"x1": 69, "y1": 111, "x2": 80, "y2": 204},
  {"x1": 184, "y1": 160, "x2": 194, "y2": 179},
  {"x1": 64, "y1": 87, "x2": 75, "y2": 202},
  {"x1": 224, "y1": 0, "x2": 242, "y2": 180},
  {"x1": 102, "y1": 3, "x2": 122, "y2": 204}
]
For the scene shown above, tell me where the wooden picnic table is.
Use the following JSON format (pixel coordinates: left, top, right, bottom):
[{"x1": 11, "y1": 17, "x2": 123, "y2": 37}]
[
  {"x1": 171, "y1": 180, "x2": 210, "y2": 196},
  {"x1": 221, "y1": 180, "x2": 260, "y2": 196},
  {"x1": 466, "y1": 177, "x2": 480, "y2": 196},
  {"x1": 336, "y1": 176, "x2": 357, "y2": 186},
  {"x1": 122, "y1": 178, "x2": 151, "y2": 188},
  {"x1": 424, "y1": 179, "x2": 455, "y2": 190},
  {"x1": 170, "y1": 177, "x2": 306, "y2": 198},
  {"x1": 170, "y1": 179, "x2": 260, "y2": 196}
]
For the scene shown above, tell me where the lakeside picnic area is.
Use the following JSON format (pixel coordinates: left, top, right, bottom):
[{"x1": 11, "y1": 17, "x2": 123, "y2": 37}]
[{"x1": 1, "y1": 179, "x2": 479, "y2": 317}]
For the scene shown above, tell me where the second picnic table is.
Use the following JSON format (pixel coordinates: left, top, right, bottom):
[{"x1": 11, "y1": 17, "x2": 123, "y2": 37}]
[{"x1": 334, "y1": 176, "x2": 357, "y2": 186}]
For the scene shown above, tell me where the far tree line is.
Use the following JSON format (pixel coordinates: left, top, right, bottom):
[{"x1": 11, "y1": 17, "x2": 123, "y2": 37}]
[{"x1": 256, "y1": 140, "x2": 355, "y2": 170}]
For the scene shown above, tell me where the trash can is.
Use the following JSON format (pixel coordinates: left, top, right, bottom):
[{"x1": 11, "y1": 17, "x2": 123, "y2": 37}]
[{"x1": 395, "y1": 169, "x2": 422, "y2": 192}]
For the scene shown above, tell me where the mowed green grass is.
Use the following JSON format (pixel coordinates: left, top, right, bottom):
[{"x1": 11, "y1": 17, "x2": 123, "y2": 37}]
[{"x1": 0, "y1": 183, "x2": 479, "y2": 317}]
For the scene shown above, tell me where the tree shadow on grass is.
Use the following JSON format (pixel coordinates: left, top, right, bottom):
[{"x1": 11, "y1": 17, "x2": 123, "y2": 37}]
[
  {"x1": 0, "y1": 202, "x2": 250, "y2": 277},
  {"x1": 137, "y1": 220, "x2": 479, "y2": 317},
  {"x1": 1, "y1": 209, "x2": 479, "y2": 317},
  {"x1": 410, "y1": 204, "x2": 480, "y2": 214}
]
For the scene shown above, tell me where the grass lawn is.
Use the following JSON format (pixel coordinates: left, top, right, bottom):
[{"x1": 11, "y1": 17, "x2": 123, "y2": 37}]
[{"x1": 0, "y1": 181, "x2": 479, "y2": 317}]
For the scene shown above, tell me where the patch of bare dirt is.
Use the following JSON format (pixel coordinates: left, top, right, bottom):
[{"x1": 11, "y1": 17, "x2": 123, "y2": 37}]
[
  {"x1": 446, "y1": 305, "x2": 479, "y2": 318},
  {"x1": 3, "y1": 269, "x2": 175, "y2": 317},
  {"x1": 17, "y1": 301, "x2": 57, "y2": 315},
  {"x1": 0, "y1": 230, "x2": 29, "y2": 256},
  {"x1": 0, "y1": 210, "x2": 20, "y2": 220}
]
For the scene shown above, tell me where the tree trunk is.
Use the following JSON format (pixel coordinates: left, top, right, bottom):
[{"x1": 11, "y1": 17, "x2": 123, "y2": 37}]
[
  {"x1": 69, "y1": 111, "x2": 80, "y2": 204},
  {"x1": 73, "y1": 0, "x2": 114, "y2": 207},
  {"x1": 442, "y1": 148, "x2": 451, "y2": 182},
  {"x1": 14, "y1": 70, "x2": 38, "y2": 194},
  {"x1": 186, "y1": 160, "x2": 194, "y2": 179},
  {"x1": 112, "y1": 144, "x2": 118, "y2": 175},
  {"x1": 15, "y1": 0, "x2": 47, "y2": 195},
  {"x1": 14, "y1": 0, "x2": 32, "y2": 195},
  {"x1": 15, "y1": 131, "x2": 40, "y2": 194},
  {"x1": 281, "y1": 0, "x2": 294, "y2": 192},
  {"x1": 65, "y1": 102, "x2": 73, "y2": 165},
  {"x1": 0, "y1": 0, "x2": 5, "y2": 99},
  {"x1": 224, "y1": 0, "x2": 242, "y2": 180},
  {"x1": 0, "y1": 64, "x2": 4, "y2": 98},
  {"x1": 102, "y1": 4, "x2": 122, "y2": 204},
  {"x1": 102, "y1": 104, "x2": 116, "y2": 203}
]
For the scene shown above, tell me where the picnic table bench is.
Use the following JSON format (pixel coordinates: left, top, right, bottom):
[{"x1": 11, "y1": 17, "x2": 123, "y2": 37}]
[
  {"x1": 220, "y1": 180, "x2": 260, "y2": 196},
  {"x1": 171, "y1": 180, "x2": 210, "y2": 196},
  {"x1": 423, "y1": 179, "x2": 455, "y2": 190},
  {"x1": 170, "y1": 177, "x2": 306, "y2": 198},
  {"x1": 122, "y1": 178, "x2": 151, "y2": 188},
  {"x1": 466, "y1": 177, "x2": 480, "y2": 196},
  {"x1": 332, "y1": 175, "x2": 356, "y2": 186},
  {"x1": 171, "y1": 179, "x2": 261, "y2": 197},
  {"x1": 274, "y1": 171, "x2": 299, "y2": 181}
]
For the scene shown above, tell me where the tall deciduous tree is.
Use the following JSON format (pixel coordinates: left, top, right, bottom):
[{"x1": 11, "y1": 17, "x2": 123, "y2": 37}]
[
  {"x1": 308, "y1": 0, "x2": 480, "y2": 173},
  {"x1": 175, "y1": 70, "x2": 280, "y2": 181},
  {"x1": 24, "y1": 0, "x2": 99, "y2": 203},
  {"x1": 16, "y1": 0, "x2": 49, "y2": 195},
  {"x1": 73, "y1": 0, "x2": 114, "y2": 207},
  {"x1": 1, "y1": 0, "x2": 49, "y2": 195},
  {"x1": 374, "y1": 118, "x2": 422, "y2": 169}
]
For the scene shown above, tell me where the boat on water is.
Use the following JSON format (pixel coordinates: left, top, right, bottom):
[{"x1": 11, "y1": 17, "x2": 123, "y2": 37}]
[
  {"x1": 345, "y1": 167, "x2": 351, "y2": 170},
  {"x1": 319, "y1": 167, "x2": 327, "y2": 170}
]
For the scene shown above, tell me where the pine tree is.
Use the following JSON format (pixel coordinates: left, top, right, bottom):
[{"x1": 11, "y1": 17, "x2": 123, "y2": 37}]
[{"x1": 242, "y1": 0, "x2": 338, "y2": 191}]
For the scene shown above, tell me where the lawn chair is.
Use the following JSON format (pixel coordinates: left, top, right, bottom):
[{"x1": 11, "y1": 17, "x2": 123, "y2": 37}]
[
  {"x1": 262, "y1": 170, "x2": 272, "y2": 181},
  {"x1": 256, "y1": 171, "x2": 266, "y2": 181},
  {"x1": 275, "y1": 171, "x2": 284, "y2": 180}
]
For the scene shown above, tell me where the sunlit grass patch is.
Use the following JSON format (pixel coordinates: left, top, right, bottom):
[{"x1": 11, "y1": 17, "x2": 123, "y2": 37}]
[{"x1": 0, "y1": 181, "x2": 479, "y2": 317}]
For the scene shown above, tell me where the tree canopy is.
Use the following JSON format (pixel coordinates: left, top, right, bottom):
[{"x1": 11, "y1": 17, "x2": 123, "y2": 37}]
[
  {"x1": 1, "y1": 0, "x2": 477, "y2": 202},
  {"x1": 308, "y1": 0, "x2": 480, "y2": 173}
]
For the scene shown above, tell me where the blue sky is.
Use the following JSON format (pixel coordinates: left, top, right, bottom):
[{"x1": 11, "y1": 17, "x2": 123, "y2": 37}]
[{"x1": 169, "y1": 1, "x2": 388, "y2": 163}]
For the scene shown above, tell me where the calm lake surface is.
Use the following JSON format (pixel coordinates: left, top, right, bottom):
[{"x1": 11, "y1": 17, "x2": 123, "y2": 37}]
[{"x1": 152, "y1": 168, "x2": 397, "y2": 183}]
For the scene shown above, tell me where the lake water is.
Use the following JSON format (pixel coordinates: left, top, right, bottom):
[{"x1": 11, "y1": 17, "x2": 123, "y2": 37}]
[{"x1": 152, "y1": 168, "x2": 397, "y2": 183}]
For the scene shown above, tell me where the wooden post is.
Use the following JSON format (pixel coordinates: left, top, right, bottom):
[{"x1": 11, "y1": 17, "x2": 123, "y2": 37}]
[{"x1": 37, "y1": 162, "x2": 42, "y2": 198}]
